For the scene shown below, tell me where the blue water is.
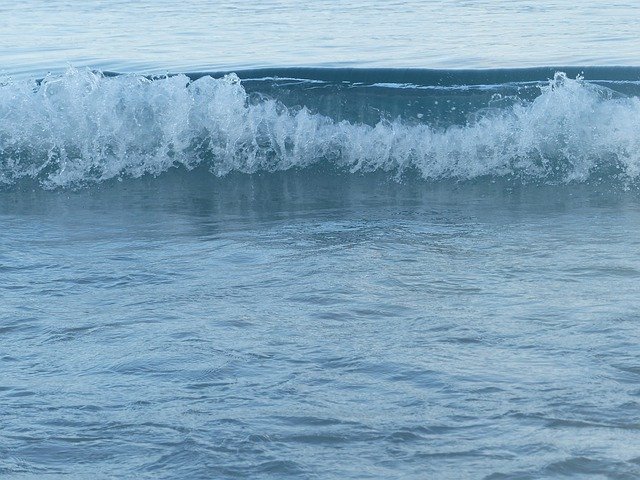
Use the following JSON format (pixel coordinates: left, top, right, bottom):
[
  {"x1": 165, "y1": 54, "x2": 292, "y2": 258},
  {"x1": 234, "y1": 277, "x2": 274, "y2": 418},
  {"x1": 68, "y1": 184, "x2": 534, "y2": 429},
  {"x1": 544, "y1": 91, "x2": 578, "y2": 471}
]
[
  {"x1": 2, "y1": 0, "x2": 640, "y2": 76},
  {"x1": 3, "y1": 2, "x2": 640, "y2": 479}
]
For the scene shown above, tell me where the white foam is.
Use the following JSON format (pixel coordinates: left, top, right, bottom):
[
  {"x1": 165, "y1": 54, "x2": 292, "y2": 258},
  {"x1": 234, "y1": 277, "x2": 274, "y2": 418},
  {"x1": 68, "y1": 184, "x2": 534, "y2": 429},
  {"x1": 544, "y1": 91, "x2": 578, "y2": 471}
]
[{"x1": 1, "y1": 68, "x2": 640, "y2": 188}]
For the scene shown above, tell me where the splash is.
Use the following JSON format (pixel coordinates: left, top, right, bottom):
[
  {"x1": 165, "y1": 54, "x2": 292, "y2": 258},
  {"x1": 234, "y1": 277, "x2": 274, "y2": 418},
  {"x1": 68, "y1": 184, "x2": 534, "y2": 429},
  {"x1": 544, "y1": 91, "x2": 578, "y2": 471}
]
[{"x1": 1, "y1": 68, "x2": 640, "y2": 188}]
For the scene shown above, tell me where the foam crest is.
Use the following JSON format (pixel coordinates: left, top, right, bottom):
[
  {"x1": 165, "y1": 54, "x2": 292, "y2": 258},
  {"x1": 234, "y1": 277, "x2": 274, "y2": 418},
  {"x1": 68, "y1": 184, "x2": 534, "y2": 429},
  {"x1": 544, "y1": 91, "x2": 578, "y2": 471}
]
[{"x1": 1, "y1": 68, "x2": 640, "y2": 188}]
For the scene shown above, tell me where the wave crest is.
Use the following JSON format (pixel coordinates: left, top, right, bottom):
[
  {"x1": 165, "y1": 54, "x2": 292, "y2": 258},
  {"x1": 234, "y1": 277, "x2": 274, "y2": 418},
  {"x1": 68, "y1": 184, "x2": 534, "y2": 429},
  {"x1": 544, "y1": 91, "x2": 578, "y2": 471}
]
[{"x1": 1, "y1": 68, "x2": 640, "y2": 188}]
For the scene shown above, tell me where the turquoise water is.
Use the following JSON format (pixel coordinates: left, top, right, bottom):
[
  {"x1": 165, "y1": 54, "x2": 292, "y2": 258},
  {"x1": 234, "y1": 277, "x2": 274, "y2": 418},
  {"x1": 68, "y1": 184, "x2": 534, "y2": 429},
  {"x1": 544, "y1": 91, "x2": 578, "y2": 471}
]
[{"x1": 2, "y1": 2, "x2": 640, "y2": 479}]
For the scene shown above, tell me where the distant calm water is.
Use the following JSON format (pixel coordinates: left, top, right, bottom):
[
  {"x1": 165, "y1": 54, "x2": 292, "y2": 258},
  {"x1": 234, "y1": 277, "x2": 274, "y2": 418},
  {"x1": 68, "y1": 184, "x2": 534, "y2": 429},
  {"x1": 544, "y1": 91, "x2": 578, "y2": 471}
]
[
  {"x1": 2, "y1": 1, "x2": 640, "y2": 479},
  {"x1": 2, "y1": 0, "x2": 640, "y2": 77}
]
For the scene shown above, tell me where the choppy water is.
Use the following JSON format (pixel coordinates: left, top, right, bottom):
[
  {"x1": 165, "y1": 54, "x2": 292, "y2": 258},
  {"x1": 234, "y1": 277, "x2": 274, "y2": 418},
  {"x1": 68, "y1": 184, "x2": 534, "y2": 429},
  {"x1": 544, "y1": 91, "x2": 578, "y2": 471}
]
[{"x1": 3, "y1": 1, "x2": 640, "y2": 479}]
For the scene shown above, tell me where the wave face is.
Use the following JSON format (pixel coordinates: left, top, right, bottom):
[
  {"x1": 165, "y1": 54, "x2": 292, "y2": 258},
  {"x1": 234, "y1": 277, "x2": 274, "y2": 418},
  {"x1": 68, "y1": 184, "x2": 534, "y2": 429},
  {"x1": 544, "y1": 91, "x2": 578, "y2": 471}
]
[{"x1": 2, "y1": 67, "x2": 640, "y2": 188}]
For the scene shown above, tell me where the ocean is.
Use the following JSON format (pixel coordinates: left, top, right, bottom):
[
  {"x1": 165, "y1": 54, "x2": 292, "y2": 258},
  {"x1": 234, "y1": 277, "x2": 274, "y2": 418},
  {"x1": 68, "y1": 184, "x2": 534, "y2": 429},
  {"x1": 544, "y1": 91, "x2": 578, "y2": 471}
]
[{"x1": 2, "y1": 1, "x2": 640, "y2": 479}]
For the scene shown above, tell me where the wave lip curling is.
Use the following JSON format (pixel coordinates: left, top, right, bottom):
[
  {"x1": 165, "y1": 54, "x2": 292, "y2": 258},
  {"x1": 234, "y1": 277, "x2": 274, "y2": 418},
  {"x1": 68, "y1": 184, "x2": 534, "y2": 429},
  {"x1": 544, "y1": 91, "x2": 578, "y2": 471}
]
[{"x1": 1, "y1": 68, "x2": 639, "y2": 188}]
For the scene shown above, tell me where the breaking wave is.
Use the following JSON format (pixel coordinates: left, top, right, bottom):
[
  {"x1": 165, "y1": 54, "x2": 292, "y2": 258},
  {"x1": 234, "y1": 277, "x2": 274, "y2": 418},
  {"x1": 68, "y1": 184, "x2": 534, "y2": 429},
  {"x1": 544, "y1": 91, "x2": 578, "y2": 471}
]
[{"x1": 1, "y1": 67, "x2": 640, "y2": 188}]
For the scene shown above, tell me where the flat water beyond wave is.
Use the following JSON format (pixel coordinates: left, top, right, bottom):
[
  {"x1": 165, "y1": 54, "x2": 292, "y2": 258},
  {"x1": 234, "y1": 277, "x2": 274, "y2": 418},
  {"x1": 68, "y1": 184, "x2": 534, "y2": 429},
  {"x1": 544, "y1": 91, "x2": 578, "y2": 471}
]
[{"x1": 3, "y1": 0, "x2": 640, "y2": 75}]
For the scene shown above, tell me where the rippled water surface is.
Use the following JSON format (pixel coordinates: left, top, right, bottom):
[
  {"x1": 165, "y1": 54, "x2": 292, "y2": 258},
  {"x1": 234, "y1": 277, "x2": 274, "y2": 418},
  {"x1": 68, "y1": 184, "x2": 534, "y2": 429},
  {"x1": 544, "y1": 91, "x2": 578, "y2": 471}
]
[
  {"x1": 3, "y1": 1, "x2": 640, "y2": 479},
  {"x1": 2, "y1": 0, "x2": 640, "y2": 76},
  {"x1": 3, "y1": 174, "x2": 640, "y2": 478}
]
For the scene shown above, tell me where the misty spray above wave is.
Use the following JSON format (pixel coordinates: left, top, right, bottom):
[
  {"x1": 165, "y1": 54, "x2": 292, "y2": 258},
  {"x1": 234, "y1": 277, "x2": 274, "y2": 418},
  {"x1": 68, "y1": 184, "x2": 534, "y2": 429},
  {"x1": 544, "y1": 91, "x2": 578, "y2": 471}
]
[{"x1": 1, "y1": 68, "x2": 640, "y2": 188}]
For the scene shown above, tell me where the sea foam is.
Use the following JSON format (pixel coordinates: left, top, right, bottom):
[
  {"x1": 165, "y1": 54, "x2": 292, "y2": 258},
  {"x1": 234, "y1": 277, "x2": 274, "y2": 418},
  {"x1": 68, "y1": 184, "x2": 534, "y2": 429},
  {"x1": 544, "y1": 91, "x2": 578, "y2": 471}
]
[{"x1": 1, "y1": 68, "x2": 640, "y2": 188}]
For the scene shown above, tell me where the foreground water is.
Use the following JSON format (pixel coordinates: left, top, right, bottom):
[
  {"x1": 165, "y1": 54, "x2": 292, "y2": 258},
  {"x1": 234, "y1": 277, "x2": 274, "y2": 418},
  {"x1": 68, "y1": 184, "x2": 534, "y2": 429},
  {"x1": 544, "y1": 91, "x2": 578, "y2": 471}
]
[{"x1": 2, "y1": 173, "x2": 640, "y2": 478}]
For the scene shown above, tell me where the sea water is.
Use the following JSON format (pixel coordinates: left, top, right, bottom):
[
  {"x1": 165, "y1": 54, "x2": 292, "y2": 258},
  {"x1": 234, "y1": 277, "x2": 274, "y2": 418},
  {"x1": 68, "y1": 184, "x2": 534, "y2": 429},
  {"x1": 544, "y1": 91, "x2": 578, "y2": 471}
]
[{"x1": 2, "y1": 2, "x2": 640, "y2": 479}]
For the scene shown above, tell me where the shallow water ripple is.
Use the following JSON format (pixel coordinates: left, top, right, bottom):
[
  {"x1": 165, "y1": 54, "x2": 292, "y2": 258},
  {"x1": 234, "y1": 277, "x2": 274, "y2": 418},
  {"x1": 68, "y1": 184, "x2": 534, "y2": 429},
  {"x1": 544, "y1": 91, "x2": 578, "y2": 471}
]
[{"x1": 2, "y1": 174, "x2": 640, "y2": 478}]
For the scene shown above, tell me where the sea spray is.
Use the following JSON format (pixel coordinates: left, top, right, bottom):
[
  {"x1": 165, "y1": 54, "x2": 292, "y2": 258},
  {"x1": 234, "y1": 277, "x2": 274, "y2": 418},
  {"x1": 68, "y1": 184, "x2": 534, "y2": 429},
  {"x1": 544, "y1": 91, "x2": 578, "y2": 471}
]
[{"x1": 1, "y1": 68, "x2": 640, "y2": 188}]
